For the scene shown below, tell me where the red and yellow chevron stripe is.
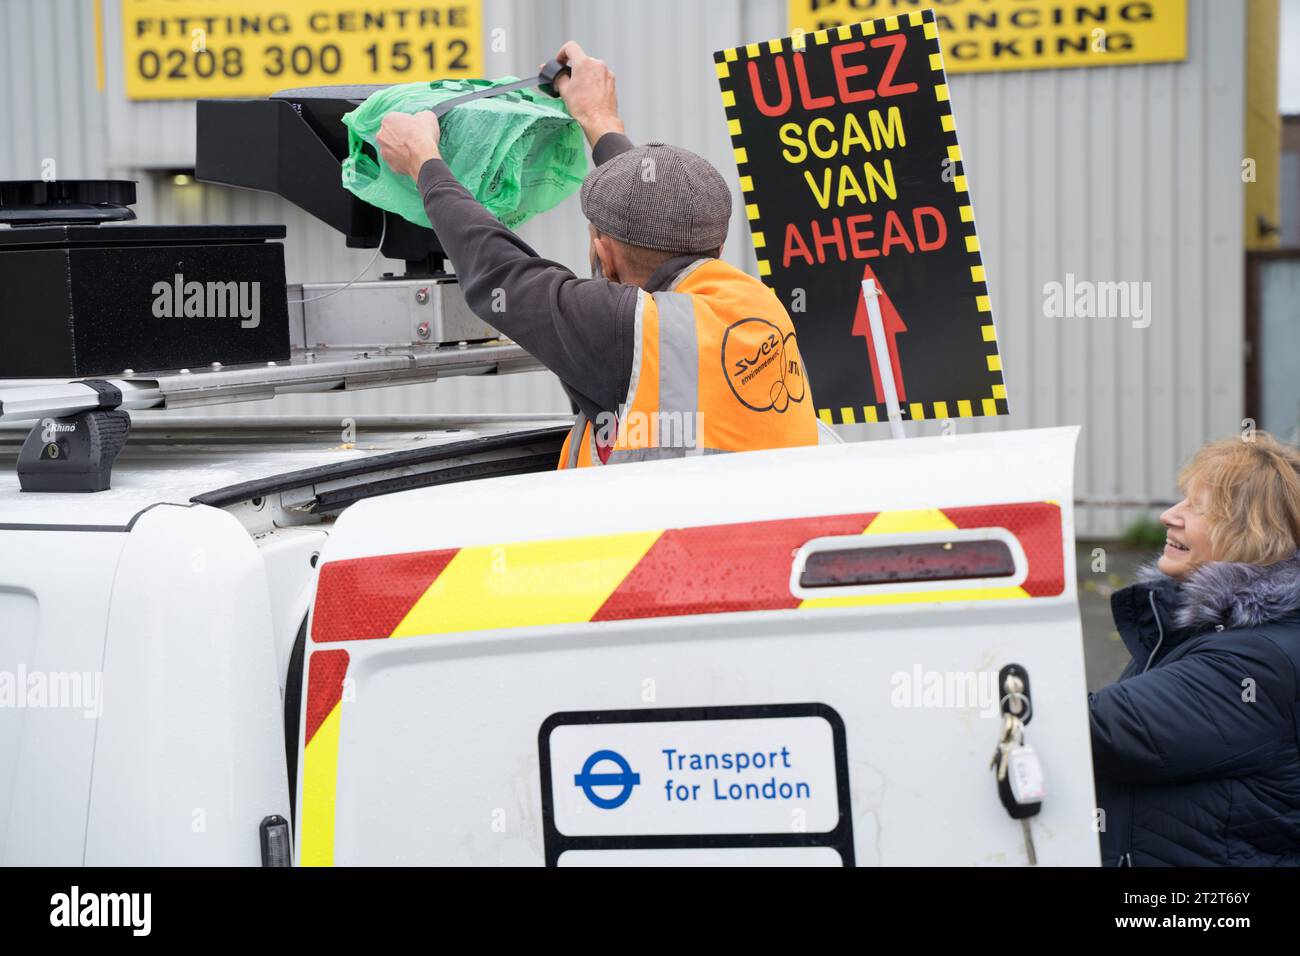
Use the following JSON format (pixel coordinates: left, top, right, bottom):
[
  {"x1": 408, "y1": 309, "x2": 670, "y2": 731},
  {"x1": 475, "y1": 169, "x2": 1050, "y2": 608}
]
[
  {"x1": 300, "y1": 502, "x2": 1064, "y2": 865},
  {"x1": 300, "y1": 649, "x2": 349, "y2": 867},
  {"x1": 311, "y1": 502, "x2": 1063, "y2": 643}
]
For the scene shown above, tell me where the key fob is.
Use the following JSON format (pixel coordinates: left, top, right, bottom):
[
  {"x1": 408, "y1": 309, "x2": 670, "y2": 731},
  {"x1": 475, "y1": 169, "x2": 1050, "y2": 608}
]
[{"x1": 999, "y1": 745, "x2": 1044, "y2": 819}]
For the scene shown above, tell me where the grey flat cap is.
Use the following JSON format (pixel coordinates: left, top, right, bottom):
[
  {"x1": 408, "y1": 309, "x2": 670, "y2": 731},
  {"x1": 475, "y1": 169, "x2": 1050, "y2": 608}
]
[{"x1": 580, "y1": 142, "x2": 732, "y2": 254}]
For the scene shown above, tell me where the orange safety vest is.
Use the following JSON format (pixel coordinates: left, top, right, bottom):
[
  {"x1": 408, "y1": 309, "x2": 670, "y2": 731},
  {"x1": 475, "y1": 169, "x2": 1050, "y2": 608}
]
[{"x1": 558, "y1": 258, "x2": 818, "y2": 468}]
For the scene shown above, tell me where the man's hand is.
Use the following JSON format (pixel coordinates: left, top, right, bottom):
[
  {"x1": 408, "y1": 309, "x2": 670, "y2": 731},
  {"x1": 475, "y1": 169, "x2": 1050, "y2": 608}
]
[
  {"x1": 554, "y1": 41, "x2": 625, "y2": 147},
  {"x1": 377, "y1": 110, "x2": 442, "y2": 179}
]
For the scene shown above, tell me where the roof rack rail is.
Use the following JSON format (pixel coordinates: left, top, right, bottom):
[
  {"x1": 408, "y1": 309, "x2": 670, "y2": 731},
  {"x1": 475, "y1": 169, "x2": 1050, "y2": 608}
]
[
  {"x1": 0, "y1": 342, "x2": 544, "y2": 492},
  {"x1": 0, "y1": 341, "x2": 541, "y2": 425}
]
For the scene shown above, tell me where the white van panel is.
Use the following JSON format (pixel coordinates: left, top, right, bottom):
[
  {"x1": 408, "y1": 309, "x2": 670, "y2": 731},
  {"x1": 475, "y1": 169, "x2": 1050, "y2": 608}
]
[
  {"x1": 0, "y1": 530, "x2": 125, "y2": 865},
  {"x1": 82, "y1": 505, "x2": 290, "y2": 865},
  {"x1": 301, "y1": 428, "x2": 1094, "y2": 866}
]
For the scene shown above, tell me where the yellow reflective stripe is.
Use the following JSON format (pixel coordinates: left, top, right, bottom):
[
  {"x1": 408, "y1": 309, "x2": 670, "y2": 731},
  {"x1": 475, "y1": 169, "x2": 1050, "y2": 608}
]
[
  {"x1": 801, "y1": 585, "x2": 1030, "y2": 609},
  {"x1": 863, "y1": 508, "x2": 956, "y2": 534},
  {"x1": 300, "y1": 702, "x2": 342, "y2": 867},
  {"x1": 390, "y1": 531, "x2": 663, "y2": 637}
]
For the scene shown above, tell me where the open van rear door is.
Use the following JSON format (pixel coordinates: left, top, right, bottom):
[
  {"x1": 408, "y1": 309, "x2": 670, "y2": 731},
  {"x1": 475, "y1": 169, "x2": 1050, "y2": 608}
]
[{"x1": 298, "y1": 427, "x2": 1096, "y2": 866}]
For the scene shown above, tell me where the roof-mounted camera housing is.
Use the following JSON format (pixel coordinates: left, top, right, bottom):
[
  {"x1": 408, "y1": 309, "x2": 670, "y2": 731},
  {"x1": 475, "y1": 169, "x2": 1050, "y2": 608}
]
[{"x1": 196, "y1": 86, "x2": 448, "y2": 277}]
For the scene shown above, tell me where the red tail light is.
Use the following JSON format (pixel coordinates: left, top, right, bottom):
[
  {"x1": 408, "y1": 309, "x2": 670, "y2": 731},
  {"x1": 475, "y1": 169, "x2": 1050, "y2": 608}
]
[{"x1": 799, "y1": 539, "x2": 1016, "y2": 588}]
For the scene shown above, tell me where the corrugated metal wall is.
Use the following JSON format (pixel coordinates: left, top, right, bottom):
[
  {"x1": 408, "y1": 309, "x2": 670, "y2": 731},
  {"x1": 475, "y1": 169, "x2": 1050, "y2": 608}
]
[{"x1": 1, "y1": 0, "x2": 1247, "y2": 535}]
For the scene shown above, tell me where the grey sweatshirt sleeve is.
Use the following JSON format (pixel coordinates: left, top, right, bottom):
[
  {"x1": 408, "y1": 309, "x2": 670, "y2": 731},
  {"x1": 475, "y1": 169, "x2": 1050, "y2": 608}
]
[
  {"x1": 415, "y1": 131, "x2": 638, "y2": 422},
  {"x1": 591, "y1": 131, "x2": 634, "y2": 165}
]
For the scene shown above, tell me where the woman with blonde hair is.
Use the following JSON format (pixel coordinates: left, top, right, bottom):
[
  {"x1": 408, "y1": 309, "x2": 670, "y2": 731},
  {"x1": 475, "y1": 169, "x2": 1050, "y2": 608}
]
[{"x1": 1090, "y1": 431, "x2": 1300, "y2": 866}]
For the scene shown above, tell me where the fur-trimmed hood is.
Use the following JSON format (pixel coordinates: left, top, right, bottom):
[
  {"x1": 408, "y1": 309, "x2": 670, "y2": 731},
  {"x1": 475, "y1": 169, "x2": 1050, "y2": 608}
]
[{"x1": 1136, "y1": 551, "x2": 1300, "y2": 632}]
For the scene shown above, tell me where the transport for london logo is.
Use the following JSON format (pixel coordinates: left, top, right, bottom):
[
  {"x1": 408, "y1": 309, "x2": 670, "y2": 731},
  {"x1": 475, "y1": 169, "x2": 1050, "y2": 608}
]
[{"x1": 574, "y1": 750, "x2": 640, "y2": 809}]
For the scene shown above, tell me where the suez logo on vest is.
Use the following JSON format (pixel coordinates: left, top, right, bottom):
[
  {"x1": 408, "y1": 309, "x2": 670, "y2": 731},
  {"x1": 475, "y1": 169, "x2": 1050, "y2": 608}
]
[
  {"x1": 538, "y1": 704, "x2": 855, "y2": 866},
  {"x1": 580, "y1": 316, "x2": 807, "y2": 454},
  {"x1": 724, "y1": 319, "x2": 807, "y2": 414}
]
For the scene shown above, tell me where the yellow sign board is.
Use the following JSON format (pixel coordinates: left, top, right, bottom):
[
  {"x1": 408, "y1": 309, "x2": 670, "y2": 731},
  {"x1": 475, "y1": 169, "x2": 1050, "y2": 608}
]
[
  {"x1": 121, "y1": 0, "x2": 482, "y2": 99},
  {"x1": 787, "y1": 0, "x2": 1187, "y2": 73}
]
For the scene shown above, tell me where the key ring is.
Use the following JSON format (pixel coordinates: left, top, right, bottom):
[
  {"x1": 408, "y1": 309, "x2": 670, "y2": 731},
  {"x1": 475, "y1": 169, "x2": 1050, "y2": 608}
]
[{"x1": 999, "y1": 692, "x2": 1033, "y2": 725}]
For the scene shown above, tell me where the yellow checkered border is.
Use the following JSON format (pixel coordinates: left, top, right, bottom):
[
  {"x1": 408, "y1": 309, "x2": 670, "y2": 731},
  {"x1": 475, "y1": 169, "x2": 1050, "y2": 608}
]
[
  {"x1": 921, "y1": 11, "x2": 1007, "y2": 425},
  {"x1": 714, "y1": 12, "x2": 935, "y2": 280},
  {"x1": 714, "y1": 9, "x2": 1007, "y2": 427}
]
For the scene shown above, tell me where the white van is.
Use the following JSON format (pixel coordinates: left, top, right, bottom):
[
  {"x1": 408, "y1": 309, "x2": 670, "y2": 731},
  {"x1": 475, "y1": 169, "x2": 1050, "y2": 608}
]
[{"x1": 0, "y1": 416, "x2": 1095, "y2": 866}]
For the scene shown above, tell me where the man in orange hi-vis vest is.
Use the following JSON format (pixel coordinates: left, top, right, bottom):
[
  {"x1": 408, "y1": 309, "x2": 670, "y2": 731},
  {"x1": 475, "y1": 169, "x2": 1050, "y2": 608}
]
[{"x1": 376, "y1": 40, "x2": 820, "y2": 468}]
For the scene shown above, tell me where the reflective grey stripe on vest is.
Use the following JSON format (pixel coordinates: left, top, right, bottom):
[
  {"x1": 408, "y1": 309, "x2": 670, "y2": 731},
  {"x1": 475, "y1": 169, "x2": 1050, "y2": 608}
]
[
  {"x1": 581, "y1": 264, "x2": 740, "y2": 468},
  {"x1": 652, "y1": 291, "x2": 701, "y2": 455},
  {"x1": 606, "y1": 288, "x2": 732, "y2": 465},
  {"x1": 565, "y1": 410, "x2": 587, "y2": 469},
  {"x1": 816, "y1": 420, "x2": 843, "y2": 445},
  {"x1": 622, "y1": 290, "x2": 648, "y2": 418},
  {"x1": 667, "y1": 257, "x2": 711, "y2": 291}
]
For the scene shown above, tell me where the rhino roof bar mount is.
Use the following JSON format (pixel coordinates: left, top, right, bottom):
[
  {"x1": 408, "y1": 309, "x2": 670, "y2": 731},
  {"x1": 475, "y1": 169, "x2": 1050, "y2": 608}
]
[
  {"x1": 13, "y1": 379, "x2": 132, "y2": 492},
  {"x1": 17, "y1": 408, "x2": 131, "y2": 493},
  {"x1": 0, "y1": 340, "x2": 545, "y2": 491}
]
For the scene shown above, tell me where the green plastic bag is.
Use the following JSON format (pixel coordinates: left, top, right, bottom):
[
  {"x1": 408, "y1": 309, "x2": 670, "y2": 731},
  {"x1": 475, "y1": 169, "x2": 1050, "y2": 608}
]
[{"x1": 341, "y1": 78, "x2": 588, "y2": 231}]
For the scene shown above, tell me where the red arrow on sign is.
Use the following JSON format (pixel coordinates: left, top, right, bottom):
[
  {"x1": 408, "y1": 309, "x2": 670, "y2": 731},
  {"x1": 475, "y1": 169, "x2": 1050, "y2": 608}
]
[{"x1": 851, "y1": 263, "x2": 908, "y2": 404}]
